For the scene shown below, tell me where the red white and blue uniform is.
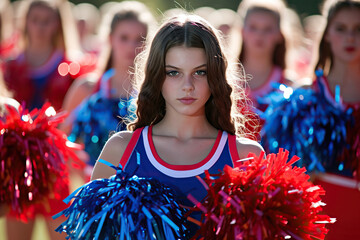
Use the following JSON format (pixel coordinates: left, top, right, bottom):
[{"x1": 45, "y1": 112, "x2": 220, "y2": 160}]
[
  {"x1": 117, "y1": 126, "x2": 241, "y2": 233},
  {"x1": 312, "y1": 71, "x2": 360, "y2": 240},
  {"x1": 120, "y1": 126, "x2": 241, "y2": 204},
  {"x1": 247, "y1": 66, "x2": 285, "y2": 112},
  {"x1": 3, "y1": 50, "x2": 73, "y2": 110}
]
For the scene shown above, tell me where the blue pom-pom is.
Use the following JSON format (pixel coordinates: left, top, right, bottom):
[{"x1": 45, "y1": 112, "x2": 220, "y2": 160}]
[
  {"x1": 69, "y1": 94, "x2": 136, "y2": 165},
  {"x1": 260, "y1": 86, "x2": 351, "y2": 174},
  {"x1": 53, "y1": 160, "x2": 189, "y2": 239}
]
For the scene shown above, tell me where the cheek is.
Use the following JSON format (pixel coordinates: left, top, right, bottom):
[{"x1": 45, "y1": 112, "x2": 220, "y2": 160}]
[
  {"x1": 242, "y1": 29, "x2": 256, "y2": 40},
  {"x1": 198, "y1": 81, "x2": 211, "y2": 99},
  {"x1": 268, "y1": 33, "x2": 281, "y2": 45},
  {"x1": 161, "y1": 81, "x2": 174, "y2": 101},
  {"x1": 112, "y1": 39, "x2": 129, "y2": 56},
  {"x1": 326, "y1": 30, "x2": 343, "y2": 44},
  {"x1": 48, "y1": 22, "x2": 59, "y2": 35}
]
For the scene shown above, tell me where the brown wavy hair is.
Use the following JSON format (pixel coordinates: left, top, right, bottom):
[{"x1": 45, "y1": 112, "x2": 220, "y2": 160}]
[
  {"x1": 315, "y1": 0, "x2": 360, "y2": 73},
  {"x1": 128, "y1": 14, "x2": 254, "y2": 137}
]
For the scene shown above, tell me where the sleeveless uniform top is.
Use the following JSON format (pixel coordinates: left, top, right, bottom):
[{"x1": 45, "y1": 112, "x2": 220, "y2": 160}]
[
  {"x1": 118, "y1": 126, "x2": 241, "y2": 235},
  {"x1": 312, "y1": 70, "x2": 360, "y2": 240},
  {"x1": 313, "y1": 71, "x2": 360, "y2": 111},
  {"x1": 3, "y1": 50, "x2": 74, "y2": 110},
  {"x1": 119, "y1": 126, "x2": 240, "y2": 208}
]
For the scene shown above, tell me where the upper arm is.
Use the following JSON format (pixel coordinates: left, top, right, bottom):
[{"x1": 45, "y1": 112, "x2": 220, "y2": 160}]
[
  {"x1": 59, "y1": 76, "x2": 97, "y2": 134},
  {"x1": 236, "y1": 137, "x2": 265, "y2": 161},
  {"x1": 62, "y1": 76, "x2": 96, "y2": 113},
  {"x1": 90, "y1": 131, "x2": 133, "y2": 181}
]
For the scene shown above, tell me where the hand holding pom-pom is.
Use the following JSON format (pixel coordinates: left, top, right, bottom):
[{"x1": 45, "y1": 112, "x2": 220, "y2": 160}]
[
  {"x1": 189, "y1": 149, "x2": 334, "y2": 240},
  {"x1": 54, "y1": 158, "x2": 189, "y2": 240}
]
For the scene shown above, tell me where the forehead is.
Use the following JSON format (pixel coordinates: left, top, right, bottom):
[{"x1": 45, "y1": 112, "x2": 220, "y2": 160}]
[
  {"x1": 331, "y1": 8, "x2": 360, "y2": 25},
  {"x1": 112, "y1": 20, "x2": 146, "y2": 35},
  {"x1": 165, "y1": 46, "x2": 206, "y2": 67},
  {"x1": 28, "y1": 5, "x2": 57, "y2": 18},
  {"x1": 245, "y1": 10, "x2": 279, "y2": 25}
]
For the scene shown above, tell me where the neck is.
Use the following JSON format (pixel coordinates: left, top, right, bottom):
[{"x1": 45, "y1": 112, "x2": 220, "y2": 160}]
[
  {"x1": 154, "y1": 113, "x2": 217, "y2": 141},
  {"x1": 328, "y1": 59, "x2": 360, "y2": 86},
  {"x1": 242, "y1": 51, "x2": 274, "y2": 88},
  {"x1": 27, "y1": 41, "x2": 54, "y2": 54},
  {"x1": 25, "y1": 43, "x2": 55, "y2": 68},
  {"x1": 242, "y1": 51, "x2": 274, "y2": 75},
  {"x1": 110, "y1": 66, "x2": 132, "y2": 98}
]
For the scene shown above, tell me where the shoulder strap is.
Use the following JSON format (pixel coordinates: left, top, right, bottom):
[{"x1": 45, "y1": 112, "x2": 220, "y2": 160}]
[
  {"x1": 118, "y1": 127, "x2": 143, "y2": 169},
  {"x1": 228, "y1": 133, "x2": 240, "y2": 166}
]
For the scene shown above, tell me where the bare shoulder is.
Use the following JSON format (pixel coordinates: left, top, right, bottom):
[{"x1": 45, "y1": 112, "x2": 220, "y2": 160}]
[
  {"x1": 74, "y1": 74, "x2": 98, "y2": 91},
  {"x1": 100, "y1": 131, "x2": 133, "y2": 158},
  {"x1": 91, "y1": 131, "x2": 134, "y2": 180},
  {"x1": 235, "y1": 137, "x2": 264, "y2": 159},
  {"x1": 62, "y1": 74, "x2": 98, "y2": 112}
]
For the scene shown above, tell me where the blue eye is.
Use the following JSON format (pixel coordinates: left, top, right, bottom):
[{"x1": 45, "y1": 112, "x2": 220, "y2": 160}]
[
  {"x1": 166, "y1": 70, "x2": 179, "y2": 77},
  {"x1": 194, "y1": 70, "x2": 207, "y2": 76}
]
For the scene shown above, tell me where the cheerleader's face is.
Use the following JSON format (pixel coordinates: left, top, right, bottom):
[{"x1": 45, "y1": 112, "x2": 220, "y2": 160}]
[
  {"x1": 326, "y1": 8, "x2": 360, "y2": 64},
  {"x1": 26, "y1": 5, "x2": 60, "y2": 46},
  {"x1": 110, "y1": 20, "x2": 146, "y2": 68},
  {"x1": 162, "y1": 46, "x2": 210, "y2": 117},
  {"x1": 242, "y1": 10, "x2": 283, "y2": 56}
]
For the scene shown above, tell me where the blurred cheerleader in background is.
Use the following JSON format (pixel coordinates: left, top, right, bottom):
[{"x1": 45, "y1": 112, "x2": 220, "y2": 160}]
[
  {"x1": 260, "y1": 0, "x2": 360, "y2": 238},
  {"x1": 3, "y1": 0, "x2": 93, "y2": 111},
  {"x1": 72, "y1": 3, "x2": 101, "y2": 55},
  {"x1": 236, "y1": 0, "x2": 295, "y2": 112},
  {"x1": 312, "y1": 0, "x2": 360, "y2": 238},
  {"x1": 61, "y1": 1, "x2": 156, "y2": 170},
  {"x1": 1, "y1": 0, "x2": 82, "y2": 239}
]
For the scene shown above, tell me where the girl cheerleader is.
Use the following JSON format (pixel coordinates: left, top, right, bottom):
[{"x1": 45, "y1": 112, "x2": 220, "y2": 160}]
[
  {"x1": 91, "y1": 13, "x2": 263, "y2": 236},
  {"x1": 61, "y1": 1, "x2": 156, "y2": 167}
]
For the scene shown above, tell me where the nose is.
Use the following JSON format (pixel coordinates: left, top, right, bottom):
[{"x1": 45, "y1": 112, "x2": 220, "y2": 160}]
[
  {"x1": 182, "y1": 74, "x2": 195, "y2": 92},
  {"x1": 347, "y1": 30, "x2": 356, "y2": 43}
]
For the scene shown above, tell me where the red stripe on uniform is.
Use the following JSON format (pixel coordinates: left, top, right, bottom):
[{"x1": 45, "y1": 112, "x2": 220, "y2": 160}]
[
  {"x1": 119, "y1": 127, "x2": 143, "y2": 169},
  {"x1": 148, "y1": 125, "x2": 222, "y2": 171},
  {"x1": 228, "y1": 134, "x2": 240, "y2": 167}
]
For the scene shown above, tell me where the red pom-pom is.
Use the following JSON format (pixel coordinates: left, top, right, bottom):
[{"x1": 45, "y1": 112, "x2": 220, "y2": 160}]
[
  {"x1": 0, "y1": 103, "x2": 83, "y2": 221},
  {"x1": 189, "y1": 149, "x2": 334, "y2": 240}
]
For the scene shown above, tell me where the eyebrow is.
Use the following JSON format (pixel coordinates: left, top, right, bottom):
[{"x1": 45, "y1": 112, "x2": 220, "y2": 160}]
[{"x1": 165, "y1": 64, "x2": 207, "y2": 69}]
